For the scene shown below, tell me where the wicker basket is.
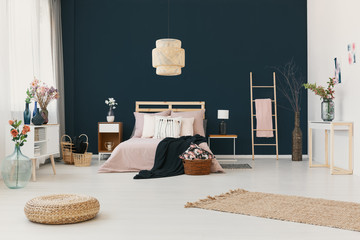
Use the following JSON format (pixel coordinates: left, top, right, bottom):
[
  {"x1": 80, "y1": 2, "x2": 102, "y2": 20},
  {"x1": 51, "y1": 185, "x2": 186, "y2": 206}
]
[
  {"x1": 73, "y1": 134, "x2": 92, "y2": 167},
  {"x1": 183, "y1": 159, "x2": 212, "y2": 175},
  {"x1": 74, "y1": 152, "x2": 93, "y2": 167},
  {"x1": 61, "y1": 135, "x2": 74, "y2": 164}
]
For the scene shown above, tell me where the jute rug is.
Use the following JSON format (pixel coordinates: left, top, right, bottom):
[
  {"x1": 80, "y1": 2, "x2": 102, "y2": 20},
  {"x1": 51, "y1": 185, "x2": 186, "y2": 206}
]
[
  {"x1": 185, "y1": 189, "x2": 360, "y2": 232},
  {"x1": 220, "y1": 163, "x2": 251, "y2": 169}
]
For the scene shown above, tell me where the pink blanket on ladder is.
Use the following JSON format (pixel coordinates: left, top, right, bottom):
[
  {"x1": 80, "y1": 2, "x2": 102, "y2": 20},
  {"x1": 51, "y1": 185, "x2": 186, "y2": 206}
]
[{"x1": 255, "y1": 99, "x2": 274, "y2": 138}]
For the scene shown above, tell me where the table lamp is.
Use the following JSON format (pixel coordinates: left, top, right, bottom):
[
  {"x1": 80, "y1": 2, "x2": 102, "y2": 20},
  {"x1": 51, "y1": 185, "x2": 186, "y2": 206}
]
[{"x1": 217, "y1": 110, "x2": 229, "y2": 135}]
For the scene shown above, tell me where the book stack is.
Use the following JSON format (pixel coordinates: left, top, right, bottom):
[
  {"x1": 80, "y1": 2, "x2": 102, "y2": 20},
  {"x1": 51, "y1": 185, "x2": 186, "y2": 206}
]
[
  {"x1": 34, "y1": 145, "x2": 41, "y2": 157},
  {"x1": 35, "y1": 128, "x2": 46, "y2": 141}
]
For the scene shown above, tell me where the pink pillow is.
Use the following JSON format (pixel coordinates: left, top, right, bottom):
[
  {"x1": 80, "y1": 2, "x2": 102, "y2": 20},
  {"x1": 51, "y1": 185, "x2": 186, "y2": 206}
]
[
  {"x1": 171, "y1": 109, "x2": 205, "y2": 136},
  {"x1": 133, "y1": 110, "x2": 171, "y2": 138}
]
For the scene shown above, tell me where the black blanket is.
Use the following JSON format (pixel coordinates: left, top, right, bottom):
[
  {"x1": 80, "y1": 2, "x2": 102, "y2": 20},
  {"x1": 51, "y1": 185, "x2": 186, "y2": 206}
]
[{"x1": 133, "y1": 135, "x2": 207, "y2": 179}]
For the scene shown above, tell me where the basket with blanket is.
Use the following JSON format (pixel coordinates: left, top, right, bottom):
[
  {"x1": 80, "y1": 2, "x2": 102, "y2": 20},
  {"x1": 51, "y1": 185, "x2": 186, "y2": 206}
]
[
  {"x1": 179, "y1": 143, "x2": 215, "y2": 175},
  {"x1": 61, "y1": 134, "x2": 92, "y2": 166}
]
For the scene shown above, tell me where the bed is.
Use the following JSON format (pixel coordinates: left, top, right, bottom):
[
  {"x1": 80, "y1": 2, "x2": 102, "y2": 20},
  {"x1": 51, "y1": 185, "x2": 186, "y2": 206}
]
[{"x1": 98, "y1": 101, "x2": 224, "y2": 173}]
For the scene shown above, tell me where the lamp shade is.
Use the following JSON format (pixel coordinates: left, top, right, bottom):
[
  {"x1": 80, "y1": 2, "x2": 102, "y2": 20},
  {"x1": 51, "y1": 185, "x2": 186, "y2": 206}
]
[
  {"x1": 217, "y1": 110, "x2": 229, "y2": 119},
  {"x1": 152, "y1": 38, "x2": 185, "y2": 76}
]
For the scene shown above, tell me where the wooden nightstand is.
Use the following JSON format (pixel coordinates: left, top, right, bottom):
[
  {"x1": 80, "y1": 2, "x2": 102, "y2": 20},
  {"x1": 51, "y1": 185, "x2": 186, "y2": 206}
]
[
  {"x1": 208, "y1": 134, "x2": 237, "y2": 160},
  {"x1": 98, "y1": 122, "x2": 123, "y2": 163}
]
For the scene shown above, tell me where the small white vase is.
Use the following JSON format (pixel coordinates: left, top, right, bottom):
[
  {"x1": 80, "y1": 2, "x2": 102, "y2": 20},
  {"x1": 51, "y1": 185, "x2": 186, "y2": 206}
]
[{"x1": 107, "y1": 116, "x2": 115, "y2": 122}]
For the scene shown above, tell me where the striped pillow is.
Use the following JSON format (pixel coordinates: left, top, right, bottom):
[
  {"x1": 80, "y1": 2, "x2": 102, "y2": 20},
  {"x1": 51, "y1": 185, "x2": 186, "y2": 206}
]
[{"x1": 153, "y1": 116, "x2": 182, "y2": 139}]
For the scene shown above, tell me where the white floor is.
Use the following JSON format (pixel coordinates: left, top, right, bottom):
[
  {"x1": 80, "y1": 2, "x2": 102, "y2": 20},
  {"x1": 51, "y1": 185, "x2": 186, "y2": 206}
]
[{"x1": 1, "y1": 157, "x2": 360, "y2": 240}]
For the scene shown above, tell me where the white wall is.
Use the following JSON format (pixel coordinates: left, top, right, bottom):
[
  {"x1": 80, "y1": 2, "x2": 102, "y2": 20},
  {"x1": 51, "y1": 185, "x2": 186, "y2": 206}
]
[{"x1": 308, "y1": 0, "x2": 360, "y2": 175}]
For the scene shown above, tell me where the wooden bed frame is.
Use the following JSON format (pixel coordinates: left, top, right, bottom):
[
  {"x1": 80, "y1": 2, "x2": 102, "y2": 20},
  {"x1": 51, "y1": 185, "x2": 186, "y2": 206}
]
[{"x1": 135, "y1": 101, "x2": 205, "y2": 116}]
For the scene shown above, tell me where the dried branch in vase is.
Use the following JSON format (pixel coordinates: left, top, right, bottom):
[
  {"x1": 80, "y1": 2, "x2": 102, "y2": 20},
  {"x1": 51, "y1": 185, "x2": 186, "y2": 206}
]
[{"x1": 272, "y1": 59, "x2": 306, "y2": 113}]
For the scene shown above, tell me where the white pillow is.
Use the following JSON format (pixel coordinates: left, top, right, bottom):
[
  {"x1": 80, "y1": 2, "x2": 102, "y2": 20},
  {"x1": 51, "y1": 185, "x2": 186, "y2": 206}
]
[
  {"x1": 154, "y1": 116, "x2": 182, "y2": 139},
  {"x1": 180, "y1": 117, "x2": 194, "y2": 136},
  {"x1": 141, "y1": 114, "x2": 156, "y2": 138}
]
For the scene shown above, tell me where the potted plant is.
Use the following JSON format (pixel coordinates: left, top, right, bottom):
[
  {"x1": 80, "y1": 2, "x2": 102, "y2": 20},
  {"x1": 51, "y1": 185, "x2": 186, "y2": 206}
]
[
  {"x1": 105, "y1": 98, "x2": 118, "y2": 122},
  {"x1": 303, "y1": 77, "x2": 336, "y2": 121},
  {"x1": 1, "y1": 120, "x2": 32, "y2": 189},
  {"x1": 273, "y1": 60, "x2": 306, "y2": 161}
]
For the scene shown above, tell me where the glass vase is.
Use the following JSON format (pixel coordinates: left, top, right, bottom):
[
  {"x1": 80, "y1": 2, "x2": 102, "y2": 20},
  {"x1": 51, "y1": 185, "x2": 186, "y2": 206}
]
[
  {"x1": 107, "y1": 107, "x2": 115, "y2": 122},
  {"x1": 32, "y1": 108, "x2": 44, "y2": 125},
  {"x1": 321, "y1": 99, "x2": 334, "y2": 121},
  {"x1": 33, "y1": 101, "x2": 38, "y2": 117},
  {"x1": 1, "y1": 145, "x2": 32, "y2": 189},
  {"x1": 23, "y1": 103, "x2": 31, "y2": 125},
  {"x1": 292, "y1": 112, "x2": 302, "y2": 161},
  {"x1": 41, "y1": 108, "x2": 49, "y2": 124}
]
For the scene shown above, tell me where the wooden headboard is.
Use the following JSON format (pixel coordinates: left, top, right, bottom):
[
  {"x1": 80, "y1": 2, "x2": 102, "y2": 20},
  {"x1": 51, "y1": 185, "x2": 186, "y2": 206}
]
[{"x1": 135, "y1": 101, "x2": 205, "y2": 115}]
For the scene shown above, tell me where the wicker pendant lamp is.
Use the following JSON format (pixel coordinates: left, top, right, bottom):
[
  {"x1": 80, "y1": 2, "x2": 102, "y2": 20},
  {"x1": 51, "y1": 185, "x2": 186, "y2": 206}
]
[{"x1": 152, "y1": 0, "x2": 185, "y2": 76}]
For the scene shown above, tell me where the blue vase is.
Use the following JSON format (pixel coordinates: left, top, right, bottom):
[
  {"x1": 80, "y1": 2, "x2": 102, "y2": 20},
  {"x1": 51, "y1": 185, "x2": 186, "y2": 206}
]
[
  {"x1": 33, "y1": 101, "x2": 38, "y2": 117},
  {"x1": 23, "y1": 103, "x2": 31, "y2": 125},
  {"x1": 1, "y1": 145, "x2": 32, "y2": 189}
]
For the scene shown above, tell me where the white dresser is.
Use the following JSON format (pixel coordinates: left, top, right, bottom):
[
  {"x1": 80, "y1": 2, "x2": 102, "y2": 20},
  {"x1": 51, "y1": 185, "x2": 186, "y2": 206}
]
[{"x1": 6, "y1": 124, "x2": 59, "y2": 181}]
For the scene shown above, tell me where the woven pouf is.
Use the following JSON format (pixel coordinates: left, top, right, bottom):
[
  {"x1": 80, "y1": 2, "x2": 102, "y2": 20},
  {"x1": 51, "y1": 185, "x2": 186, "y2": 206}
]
[{"x1": 24, "y1": 194, "x2": 100, "y2": 224}]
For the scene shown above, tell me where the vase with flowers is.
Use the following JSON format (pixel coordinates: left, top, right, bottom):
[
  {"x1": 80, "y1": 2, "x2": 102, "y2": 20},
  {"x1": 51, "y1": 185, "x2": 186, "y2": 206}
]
[
  {"x1": 1, "y1": 120, "x2": 32, "y2": 189},
  {"x1": 303, "y1": 77, "x2": 336, "y2": 121},
  {"x1": 105, "y1": 97, "x2": 118, "y2": 122},
  {"x1": 29, "y1": 78, "x2": 60, "y2": 124}
]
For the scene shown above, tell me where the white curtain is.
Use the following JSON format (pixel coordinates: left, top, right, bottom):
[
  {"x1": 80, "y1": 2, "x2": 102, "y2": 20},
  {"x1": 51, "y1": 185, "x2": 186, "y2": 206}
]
[
  {"x1": 8, "y1": 0, "x2": 58, "y2": 123},
  {"x1": 0, "y1": 0, "x2": 64, "y2": 171},
  {"x1": 50, "y1": 0, "x2": 66, "y2": 138},
  {"x1": 0, "y1": 0, "x2": 11, "y2": 168}
]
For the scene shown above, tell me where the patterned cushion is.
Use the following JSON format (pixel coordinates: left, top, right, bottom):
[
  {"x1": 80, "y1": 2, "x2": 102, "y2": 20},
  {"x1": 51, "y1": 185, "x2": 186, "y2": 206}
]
[{"x1": 179, "y1": 143, "x2": 215, "y2": 160}]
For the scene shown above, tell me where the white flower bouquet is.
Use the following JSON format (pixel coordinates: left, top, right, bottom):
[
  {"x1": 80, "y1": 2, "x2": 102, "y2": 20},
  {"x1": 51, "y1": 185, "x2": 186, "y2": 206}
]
[{"x1": 105, "y1": 98, "x2": 118, "y2": 109}]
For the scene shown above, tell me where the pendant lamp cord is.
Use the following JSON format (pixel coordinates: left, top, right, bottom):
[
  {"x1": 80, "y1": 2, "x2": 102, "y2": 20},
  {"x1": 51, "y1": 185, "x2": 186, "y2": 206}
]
[{"x1": 167, "y1": 0, "x2": 170, "y2": 38}]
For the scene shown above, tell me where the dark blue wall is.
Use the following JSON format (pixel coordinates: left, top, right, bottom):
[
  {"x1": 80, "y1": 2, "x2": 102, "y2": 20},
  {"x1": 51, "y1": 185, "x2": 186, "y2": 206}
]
[{"x1": 61, "y1": 0, "x2": 307, "y2": 155}]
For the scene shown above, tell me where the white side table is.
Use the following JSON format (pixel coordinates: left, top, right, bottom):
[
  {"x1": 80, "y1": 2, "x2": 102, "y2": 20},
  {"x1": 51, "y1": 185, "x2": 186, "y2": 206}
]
[
  {"x1": 308, "y1": 121, "x2": 353, "y2": 175},
  {"x1": 208, "y1": 134, "x2": 237, "y2": 160}
]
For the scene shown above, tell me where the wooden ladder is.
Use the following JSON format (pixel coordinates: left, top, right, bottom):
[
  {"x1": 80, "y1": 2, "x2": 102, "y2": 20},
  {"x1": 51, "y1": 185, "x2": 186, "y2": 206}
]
[{"x1": 250, "y1": 72, "x2": 279, "y2": 160}]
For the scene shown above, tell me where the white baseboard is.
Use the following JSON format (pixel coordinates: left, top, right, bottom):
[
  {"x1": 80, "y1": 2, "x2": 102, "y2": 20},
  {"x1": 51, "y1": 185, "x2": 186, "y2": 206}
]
[
  {"x1": 216, "y1": 154, "x2": 309, "y2": 159},
  {"x1": 94, "y1": 153, "x2": 110, "y2": 157}
]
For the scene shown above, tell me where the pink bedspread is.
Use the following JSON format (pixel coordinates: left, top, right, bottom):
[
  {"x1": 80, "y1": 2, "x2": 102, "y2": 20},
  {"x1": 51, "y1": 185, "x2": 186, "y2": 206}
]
[{"x1": 98, "y1": 138, "x2": 224, "y2": 173}]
